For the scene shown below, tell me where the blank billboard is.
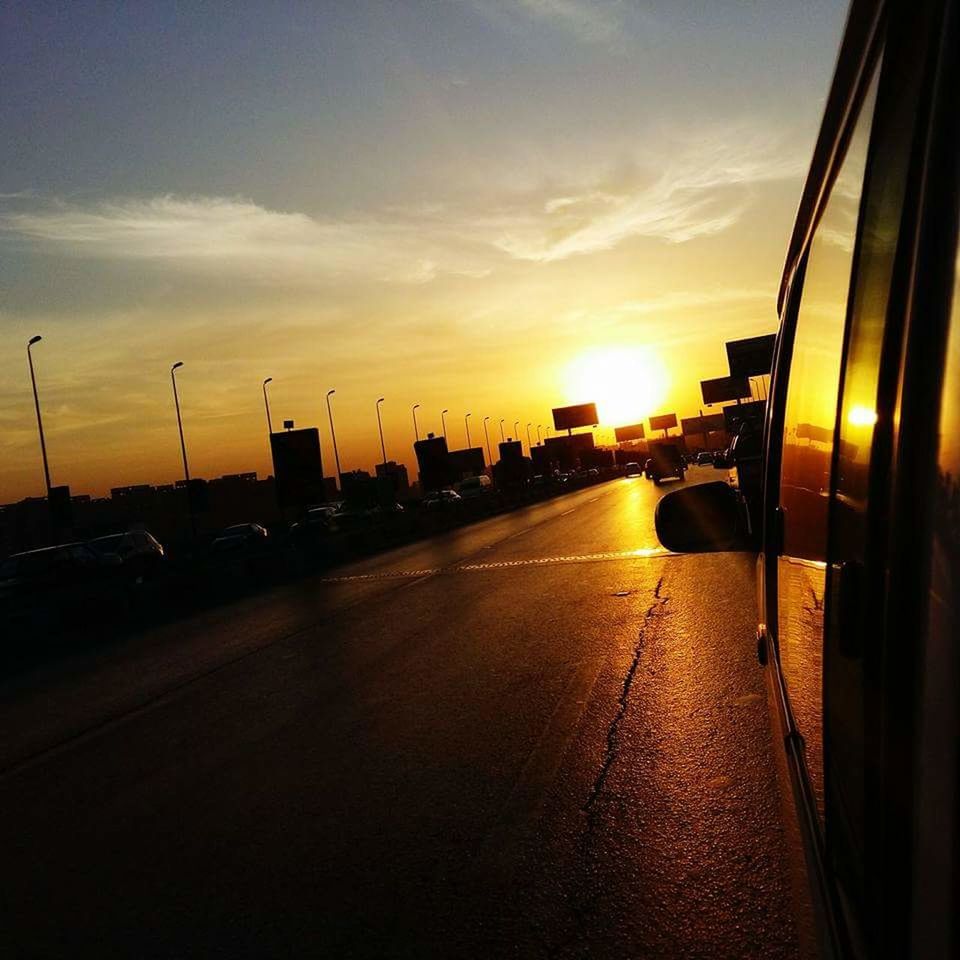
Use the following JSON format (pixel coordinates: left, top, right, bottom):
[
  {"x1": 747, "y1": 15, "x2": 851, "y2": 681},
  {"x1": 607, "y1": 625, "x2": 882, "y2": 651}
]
[
  {"x1": 726, "y1": 334, "x2": 776, "y2": 378},
  {"x1": 552, "y1": 402, "x2": 599, "y2": 431},
  {"x1": 614, "y1": 422, "x2": 646, "y2": 442},
  {"x1": 701, "y1": 376, "x2": 751, "y2": 405},
  {"x1": 649, "y1": 413, "x2": 678, "y2": 432},
  {"x1": 270, "y1": 427, "x2": 324, "y2": 507}
]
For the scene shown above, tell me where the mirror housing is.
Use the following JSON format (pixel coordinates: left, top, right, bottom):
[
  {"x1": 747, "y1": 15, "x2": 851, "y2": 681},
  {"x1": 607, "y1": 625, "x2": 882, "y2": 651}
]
[{"x1": 655, "y1": 481, "x2": 754, "y2": 552}]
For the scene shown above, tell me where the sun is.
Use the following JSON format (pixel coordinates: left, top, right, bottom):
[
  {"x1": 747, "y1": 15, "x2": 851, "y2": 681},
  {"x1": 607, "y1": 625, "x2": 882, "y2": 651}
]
[{"x1": 565, "y1": 346, "x2": 670, "y2": 427}]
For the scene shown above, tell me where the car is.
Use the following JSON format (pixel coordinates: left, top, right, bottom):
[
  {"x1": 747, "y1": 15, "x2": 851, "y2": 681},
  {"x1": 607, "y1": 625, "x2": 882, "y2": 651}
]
[
  {"x1": 421, "y1": 489, "x2": 462, "y2": 510},
  {"x1": 695, "y1": 451, "x2": 714, "y2": 466},
  {"x1": 624, "y1": 462, "x2": 643, "y2": 478},
  {"x1": 646, "y1": 443, "x2": 685, "y2": 486},
  {"x1": 456, "y1": 474, "x2": 492, "y2": 499},
  {"x1": 0, "y1": 542, "x2": 123, "y2": 629},
  {"x1": 88, "y1": 530, "x2": 165, "y2": 581},
  {"x1": 210, "y1": 522, "x2": 269, "y2": 552},
  {"x1": 655, "y1": 2, "x2": 960, "y2": 954}
]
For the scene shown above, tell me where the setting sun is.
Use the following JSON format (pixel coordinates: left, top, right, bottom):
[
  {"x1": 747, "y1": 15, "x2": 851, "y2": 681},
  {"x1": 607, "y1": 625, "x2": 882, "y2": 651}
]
[{"x1": 566, "y1": 347, "x2": 670, "y2": 427}]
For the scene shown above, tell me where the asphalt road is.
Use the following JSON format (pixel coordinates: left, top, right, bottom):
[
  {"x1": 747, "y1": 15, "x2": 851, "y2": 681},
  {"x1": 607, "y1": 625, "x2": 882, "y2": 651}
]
[{"x1": 0, "y1": 469, "x2": 800, "y2": 959}]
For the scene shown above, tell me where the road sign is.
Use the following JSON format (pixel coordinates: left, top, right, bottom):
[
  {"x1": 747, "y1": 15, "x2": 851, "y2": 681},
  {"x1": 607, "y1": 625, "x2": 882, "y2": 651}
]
[
  {"x1": 701, "y1": 376, "x2": 751, "y2": 405},
  {"x1": 726, "y1": 334, "x2": 776, "y2": 378},
  {"x1": 614, "y1": 422, "x2": 646, "y2": 442},
  {"x1": 552, "y1": 402, "x2": 599, "y2": 431}
]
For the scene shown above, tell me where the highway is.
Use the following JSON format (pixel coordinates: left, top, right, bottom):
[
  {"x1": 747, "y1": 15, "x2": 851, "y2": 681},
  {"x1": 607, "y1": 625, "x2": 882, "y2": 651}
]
[{"x1": 0, "y1": 468, "x2": 801, "y2": 959}]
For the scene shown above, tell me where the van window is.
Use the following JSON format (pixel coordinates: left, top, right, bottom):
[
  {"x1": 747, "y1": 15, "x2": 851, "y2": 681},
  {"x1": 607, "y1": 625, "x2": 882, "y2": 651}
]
[{"x1": 777, "y1": 69, "x2": 880, "y2": 827}]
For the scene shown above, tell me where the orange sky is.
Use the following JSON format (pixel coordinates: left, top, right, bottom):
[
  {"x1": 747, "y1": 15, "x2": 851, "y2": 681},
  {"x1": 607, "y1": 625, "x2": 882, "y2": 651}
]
[{"x1": 0, "y1": 1, "x2": 848, "y2": 501}]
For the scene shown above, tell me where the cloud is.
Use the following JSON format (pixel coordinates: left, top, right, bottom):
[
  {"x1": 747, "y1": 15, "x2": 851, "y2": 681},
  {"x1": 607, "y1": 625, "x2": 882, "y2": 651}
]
[
  {"x1": 496, "y1": 130, "x2": 806, "y2": 261},
  {"x1": 0, "y1": 127, "x2": 804, "y2": 283},
  {"x1": 0, "y1": 195, "x2": 495, "y2": 286},
  {"x1": 515, "y1": 0, "x2": 624, "y2": 45}
]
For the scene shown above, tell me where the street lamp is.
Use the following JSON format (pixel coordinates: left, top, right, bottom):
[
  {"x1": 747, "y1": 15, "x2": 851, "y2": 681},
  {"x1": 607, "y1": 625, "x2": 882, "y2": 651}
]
[
  {"x1": 537, "y1": 424, "x2": 543, "y2": 445},
  {"x1": 499, "y1": 418, "x2": 505, "y2": 443},
  {"x1": 483, "y1": 416, "x2": 492, "y2": 464},
  {"x1": 465, "y1": 412, "x2": 472, "y2": 449},
  {"x1": 262, "y1": 377, "x2": 273, "y2": 435},
  {"x1": 441, "y1": 408, "x2": 449, "y2": 439},
  {"x1": 326, "y1": 389, "x2": 342, "y2": 478},
  {"x1": 513, "y1": 420, "x2": 520, "y2": 441},
  {"x1": 526, "y1": 423, "x2": 533, "y2": 452},
  {"x1": 412, "y1": 403, "x2": 421, "y2": 442},
  {"x1": 376, "y1": 397, "x2": 387, "y2": 465},
  {"x1": 170, "y1": 361, "x2": 195, "y2": 537},
  {"x1": 26, "y1": 335, "x2": 52, "y2": 495}
]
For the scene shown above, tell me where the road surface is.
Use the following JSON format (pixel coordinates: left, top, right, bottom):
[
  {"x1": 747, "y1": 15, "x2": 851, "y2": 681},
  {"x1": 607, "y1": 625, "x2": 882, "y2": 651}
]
[{"x1": 0, "y1": 469, "x2": 801, "y2": 959}]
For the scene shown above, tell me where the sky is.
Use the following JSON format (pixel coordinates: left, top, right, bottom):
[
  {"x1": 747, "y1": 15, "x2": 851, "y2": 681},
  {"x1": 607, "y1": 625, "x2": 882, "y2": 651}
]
[{"x1": 0, "y1": 0, "x2": 850, "y2": 500}]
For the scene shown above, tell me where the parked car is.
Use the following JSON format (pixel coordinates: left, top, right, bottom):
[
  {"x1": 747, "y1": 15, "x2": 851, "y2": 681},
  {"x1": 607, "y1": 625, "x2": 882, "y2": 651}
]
[
  {"x1": 421, "y1": 489, "x2": 462, "y2": 510},
  {"x1": 624, "y1": 461, "x2": 643, "y2": 478},
  {"x1": 695, "y1": 451, "x2": 714, "y2": 466},
  {"x1": 210, "y1": 523, "x2": 269, "y2": 552},
  {"x1": 0, "y1": 542, "x2": 123, "y2": 629},
  {"x1": 456, "y1": 474, "x2": 492, "y2": 499},
  {"x1": 88, "y1": 530, "x2": 165, "y2": 581},
  {"x1": 656, "y1": 2, "x2": 960, "y2": 954}
]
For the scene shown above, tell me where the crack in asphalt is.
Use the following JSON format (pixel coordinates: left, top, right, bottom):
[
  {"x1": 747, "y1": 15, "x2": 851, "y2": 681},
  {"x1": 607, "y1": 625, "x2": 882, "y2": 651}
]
[
  {"x1": 582, "y1": 575, "x2": 669, "y2": 820},
  {"x1": 541, "y1": 576, "x2": 670, "y2": 960}
]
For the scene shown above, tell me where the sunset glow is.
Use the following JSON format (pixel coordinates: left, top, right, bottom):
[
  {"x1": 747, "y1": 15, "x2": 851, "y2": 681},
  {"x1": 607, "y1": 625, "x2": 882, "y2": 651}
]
[{"x1": 566, "y1": 347, "x2": 669, "y2": 427}]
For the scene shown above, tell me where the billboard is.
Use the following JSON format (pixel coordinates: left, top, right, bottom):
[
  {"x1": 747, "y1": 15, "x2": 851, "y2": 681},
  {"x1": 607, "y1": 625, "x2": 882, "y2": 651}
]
[
  {"x1": 649, "y1": 413, "x2": 678, "y2": 432},
  {"x1": 270, "y1": 427, "x2": 324, "y2": 507},
  {"x1": 552, "y1": 402, "x2": 599, "y2": 431},
  {"x1": 614, "y1": 422, "x2": 646, "y2": 443},
  {"x1": 726, "y1": 334, "x2": 776, "y2": 378},
  {"x1": 701, "y1": 375, "x2": 752, "y2": 405},
  {"x1": 681, "y1": 413, "x2": 729, "y2": 435}
]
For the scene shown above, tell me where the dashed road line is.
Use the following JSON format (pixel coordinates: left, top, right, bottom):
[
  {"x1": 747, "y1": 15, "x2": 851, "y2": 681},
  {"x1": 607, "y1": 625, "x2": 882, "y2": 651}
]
[{"x1": 318, "y1": 548, "x2": 673, "y2": 583}]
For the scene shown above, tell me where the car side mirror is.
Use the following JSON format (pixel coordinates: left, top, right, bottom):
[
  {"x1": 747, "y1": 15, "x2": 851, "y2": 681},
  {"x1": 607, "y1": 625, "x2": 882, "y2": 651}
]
[{"x1": 655, "y1": 481, "x2": 753, "y2": 552}]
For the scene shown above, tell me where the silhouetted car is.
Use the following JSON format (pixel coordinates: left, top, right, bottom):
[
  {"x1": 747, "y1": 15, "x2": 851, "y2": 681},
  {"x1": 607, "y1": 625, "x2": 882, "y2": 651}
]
[
  {"x1": 0, "y1": 542, "x2": 123, "y2": 629},
  {"x1": 88, "y1": 531, "x2": 165, "y2": 581},
  {"x1": 647, "y1": 444, "x2": 685, "y2": 485},
  {"x1": 643, "y1": 459, "x2": 654, "y2": 479},
  {"x1": 456, "y1": 475, "x2": 492, "y2": 499},
  {"x1": 624, "y1": 462, "x2": 643, "y2": 478},
  {"x1": 210, "y1": 523, "x2": 269, "y2": 552},
  {"x1": 695, "y1": 451, "x2": 714, "y2": 466},
  {"x1": 656, "y1": 2, "x2": 960, "y2": 953},
  {"x1": 421, "y1": 489, "x2": 461, "y2": 510}
]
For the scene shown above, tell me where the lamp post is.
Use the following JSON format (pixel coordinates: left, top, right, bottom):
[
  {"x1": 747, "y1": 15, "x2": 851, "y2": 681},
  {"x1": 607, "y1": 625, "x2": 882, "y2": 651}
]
[
  {"x1": 170, "y1": 361, "x2": 195, "y2": 537},
  {"x1": 499, "y1": 418, "x2": 505, "y2": 443},
  {"x1": 483, "y1": 416, "x2": 492, "y2": 464},
  {"x1": 26, "y1": 335, "x2": 52, "y2": 495},
  {"x1": 465, "y1": 412, "x2": 472, "y2": 449},
  {"x1": 537, "y1": 424, "x2": 543, "y2": 446},
  {"x1": 441, "y1": 408, "x2": 449, "y2": 439},
  {"x1": 262, "y1": 377, "x2": 273, "y2": 435},
  {"x1": 326, "y1": 389, "x2": 342, "y2": 478},
  {"x1": 412, "y1": 403, "x2": 421, "y2": 442},
  {"x1": 526, "y1": 423, "x2": 533, "y2": 453},
  {"x1": 376, "y1": 397, "x2": 387, "y2": 465},
  {"x1": 513, "y1": 420, "x2": 520, "y2": 443}
]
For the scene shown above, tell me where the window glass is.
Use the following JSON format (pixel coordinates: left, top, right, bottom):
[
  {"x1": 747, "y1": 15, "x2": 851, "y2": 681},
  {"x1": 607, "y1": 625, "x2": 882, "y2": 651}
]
[{"x1": 777, "y1": 71, "x2": 879, "y2": 825}]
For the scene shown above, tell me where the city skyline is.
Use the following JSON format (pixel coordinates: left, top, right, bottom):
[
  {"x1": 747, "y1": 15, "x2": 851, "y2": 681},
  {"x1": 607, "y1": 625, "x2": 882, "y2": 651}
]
[{"x1": 0, "y1": 1, "x2": 848, "y2": 501}]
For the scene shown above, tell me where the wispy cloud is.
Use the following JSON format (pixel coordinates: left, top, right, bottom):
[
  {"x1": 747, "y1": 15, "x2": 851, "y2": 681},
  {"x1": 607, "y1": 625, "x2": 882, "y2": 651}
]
[
  {"x1": 0, "y1": 127, "x2": 804, "y2": 282},
  {"x1": 497, "y1": 129, "x2": 806, "y2": 261}
]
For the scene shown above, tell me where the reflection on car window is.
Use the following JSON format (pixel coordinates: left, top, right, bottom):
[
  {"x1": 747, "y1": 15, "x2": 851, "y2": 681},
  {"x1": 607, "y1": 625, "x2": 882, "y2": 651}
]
[{"x1": 777, "y1": 68, "x2": 880, "y2": 826}]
